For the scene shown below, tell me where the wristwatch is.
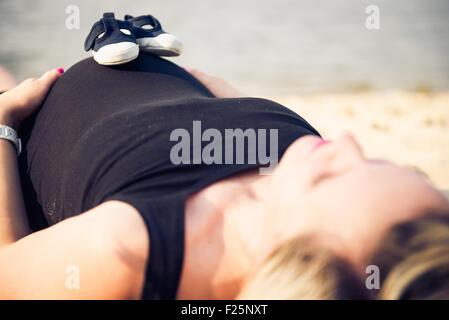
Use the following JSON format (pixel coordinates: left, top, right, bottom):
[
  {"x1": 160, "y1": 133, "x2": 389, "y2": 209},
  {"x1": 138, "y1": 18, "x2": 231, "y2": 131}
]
[{"x1": 0, "y1": 125, "x2": 22, "y2": 156}]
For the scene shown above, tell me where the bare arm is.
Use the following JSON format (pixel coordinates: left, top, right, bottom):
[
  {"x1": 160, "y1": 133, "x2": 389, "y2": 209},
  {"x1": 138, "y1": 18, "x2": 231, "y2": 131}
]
[
  {"x1": 0, "y1": 69, "x2": 63, "y2": 245},
  {"x1": 0, "y1": 65, "x2": 18, "y2": 92},
  {"x1": 0, "y1": 200, "x2": 149, "y2": 299},
  {"x1": 0, "y1": 133, "x2": 30, "y2": 244},
  {"x1": 186, "y1": 68, "x2": 246, "y2": 98}
]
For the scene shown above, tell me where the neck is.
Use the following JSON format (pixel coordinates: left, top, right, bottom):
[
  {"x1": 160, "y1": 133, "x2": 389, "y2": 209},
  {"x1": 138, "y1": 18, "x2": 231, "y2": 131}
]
[{"x1": 177, "y1": 169, "x2": 277, "y2": 299}]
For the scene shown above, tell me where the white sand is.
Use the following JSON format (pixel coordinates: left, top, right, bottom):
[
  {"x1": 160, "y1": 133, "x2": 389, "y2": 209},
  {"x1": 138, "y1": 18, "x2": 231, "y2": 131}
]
[{"x1": 268, "y1": 91, "x2": 449, "y2": 195}]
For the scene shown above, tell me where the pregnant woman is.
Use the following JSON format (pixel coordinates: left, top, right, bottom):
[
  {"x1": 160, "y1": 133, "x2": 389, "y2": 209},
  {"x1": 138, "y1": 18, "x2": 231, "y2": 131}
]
[{"x1": 0, "y1": 56, "x2": 448, "y2": 300}]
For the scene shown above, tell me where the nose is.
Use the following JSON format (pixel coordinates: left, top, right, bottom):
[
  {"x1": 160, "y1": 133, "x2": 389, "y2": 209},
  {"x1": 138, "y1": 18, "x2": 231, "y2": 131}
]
[{"x1": 334, "y1": 133, "x2": 365, "y2": 165}]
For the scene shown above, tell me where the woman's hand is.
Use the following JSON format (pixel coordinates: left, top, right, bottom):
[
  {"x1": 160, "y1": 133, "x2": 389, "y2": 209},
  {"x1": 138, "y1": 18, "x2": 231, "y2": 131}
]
[
  {"x1": 0, "y1": 68, "x2": 63, "y2": 130},
  {"x1": 186, "y1": 68, "x2": 246, "y2": 98}
]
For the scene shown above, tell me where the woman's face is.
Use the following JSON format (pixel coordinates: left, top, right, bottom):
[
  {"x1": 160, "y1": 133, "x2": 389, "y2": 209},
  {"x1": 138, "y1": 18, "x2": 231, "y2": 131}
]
[{"x1": 269, "y1": 134, "x2": 449, "y2": 269}]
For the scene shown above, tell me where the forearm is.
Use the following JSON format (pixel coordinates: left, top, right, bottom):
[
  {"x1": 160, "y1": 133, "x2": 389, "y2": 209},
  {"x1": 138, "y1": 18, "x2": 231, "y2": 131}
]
[
  {"x1": 0, "y1": 112, "x2": 31, "y2": 246},
  {"x1": 0, "y1": 68, "x2": 62, "y2": 246}
]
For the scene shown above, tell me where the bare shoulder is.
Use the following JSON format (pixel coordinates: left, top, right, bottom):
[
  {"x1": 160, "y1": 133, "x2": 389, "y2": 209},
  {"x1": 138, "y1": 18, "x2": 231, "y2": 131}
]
[
  {"x1": 85, "y1": 200, "x2": 149, "y2": 253},
  {"x1": 80, "y1": 200, "x2": 150, "y2": 296}
]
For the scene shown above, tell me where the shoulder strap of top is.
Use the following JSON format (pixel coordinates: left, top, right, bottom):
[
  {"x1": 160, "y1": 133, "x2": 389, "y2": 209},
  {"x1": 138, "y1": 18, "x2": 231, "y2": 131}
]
[{"x1": 104, "y1": 192, "x2": 186, "y2": 299}]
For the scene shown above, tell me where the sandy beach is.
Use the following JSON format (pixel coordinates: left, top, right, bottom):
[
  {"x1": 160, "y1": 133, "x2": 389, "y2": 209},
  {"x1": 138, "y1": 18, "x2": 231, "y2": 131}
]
[{"x1": 268, "y1": 91, "x2": 449, "y2": 196}]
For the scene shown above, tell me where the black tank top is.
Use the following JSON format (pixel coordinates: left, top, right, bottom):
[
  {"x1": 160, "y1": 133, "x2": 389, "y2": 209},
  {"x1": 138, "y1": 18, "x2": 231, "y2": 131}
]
[{"x1": 18, "y1": 55, "x2": 320, "y2": 299}]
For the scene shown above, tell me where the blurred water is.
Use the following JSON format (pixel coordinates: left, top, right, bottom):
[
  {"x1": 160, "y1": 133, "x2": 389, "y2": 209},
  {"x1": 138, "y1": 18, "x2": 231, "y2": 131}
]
[{"x1": 0, "y1": 0, "x2": 448, "y2": 95}]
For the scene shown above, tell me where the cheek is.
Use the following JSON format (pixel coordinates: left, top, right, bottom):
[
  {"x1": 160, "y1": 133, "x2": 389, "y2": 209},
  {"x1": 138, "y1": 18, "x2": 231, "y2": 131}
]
[{"x1": 305, "y1": 173, "x2": 373, "y2": 225}]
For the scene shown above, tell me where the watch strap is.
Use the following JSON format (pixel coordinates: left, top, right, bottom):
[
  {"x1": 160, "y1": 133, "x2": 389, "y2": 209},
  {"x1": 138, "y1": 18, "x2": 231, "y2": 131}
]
[{"x1": 0, "y1": 125, "x2": 22, "y2": 156}]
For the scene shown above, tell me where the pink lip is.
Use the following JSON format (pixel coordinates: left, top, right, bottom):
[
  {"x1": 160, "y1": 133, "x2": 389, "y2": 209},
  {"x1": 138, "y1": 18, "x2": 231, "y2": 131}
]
[{"x1": 310, "y1": 139, "x2": 330, "y2": 153}]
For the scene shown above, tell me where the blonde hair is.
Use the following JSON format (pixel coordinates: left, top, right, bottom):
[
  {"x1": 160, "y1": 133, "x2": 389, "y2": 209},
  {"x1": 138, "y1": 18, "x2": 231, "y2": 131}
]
[
  {"x1": 372, "y1": 213, "x2": 449, "y2": 299},
  {"x1": 237, "y1": 213, "x2": 449, "y2": 300},
  {"x1": 237, "y1": 235, "x2": 367, "y2": 299}
]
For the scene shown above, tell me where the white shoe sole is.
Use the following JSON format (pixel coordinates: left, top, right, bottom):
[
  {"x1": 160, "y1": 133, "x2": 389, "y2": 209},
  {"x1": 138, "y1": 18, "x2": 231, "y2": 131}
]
[
  {"x1": 93, "y1": 42, "x2": 139, "y2": 65},
  {"x1": 137, "y1": 33, "x2": 183, "y2": 56}
]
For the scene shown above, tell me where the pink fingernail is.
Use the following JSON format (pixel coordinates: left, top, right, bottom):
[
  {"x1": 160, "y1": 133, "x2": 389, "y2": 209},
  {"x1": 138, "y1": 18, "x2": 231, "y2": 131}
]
[{"x1": 57, "y1": 68, "x2": 64, "y2": 74}]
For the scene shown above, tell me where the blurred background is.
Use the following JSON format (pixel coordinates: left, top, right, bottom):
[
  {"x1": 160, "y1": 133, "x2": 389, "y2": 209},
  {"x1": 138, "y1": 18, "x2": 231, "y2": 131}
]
[
  {"x1": 1, "y1": 0, "x2": 448, "y2": 94},
  {"x1": 0, "y1": 0, "x2": 448, "y2": 191}
]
